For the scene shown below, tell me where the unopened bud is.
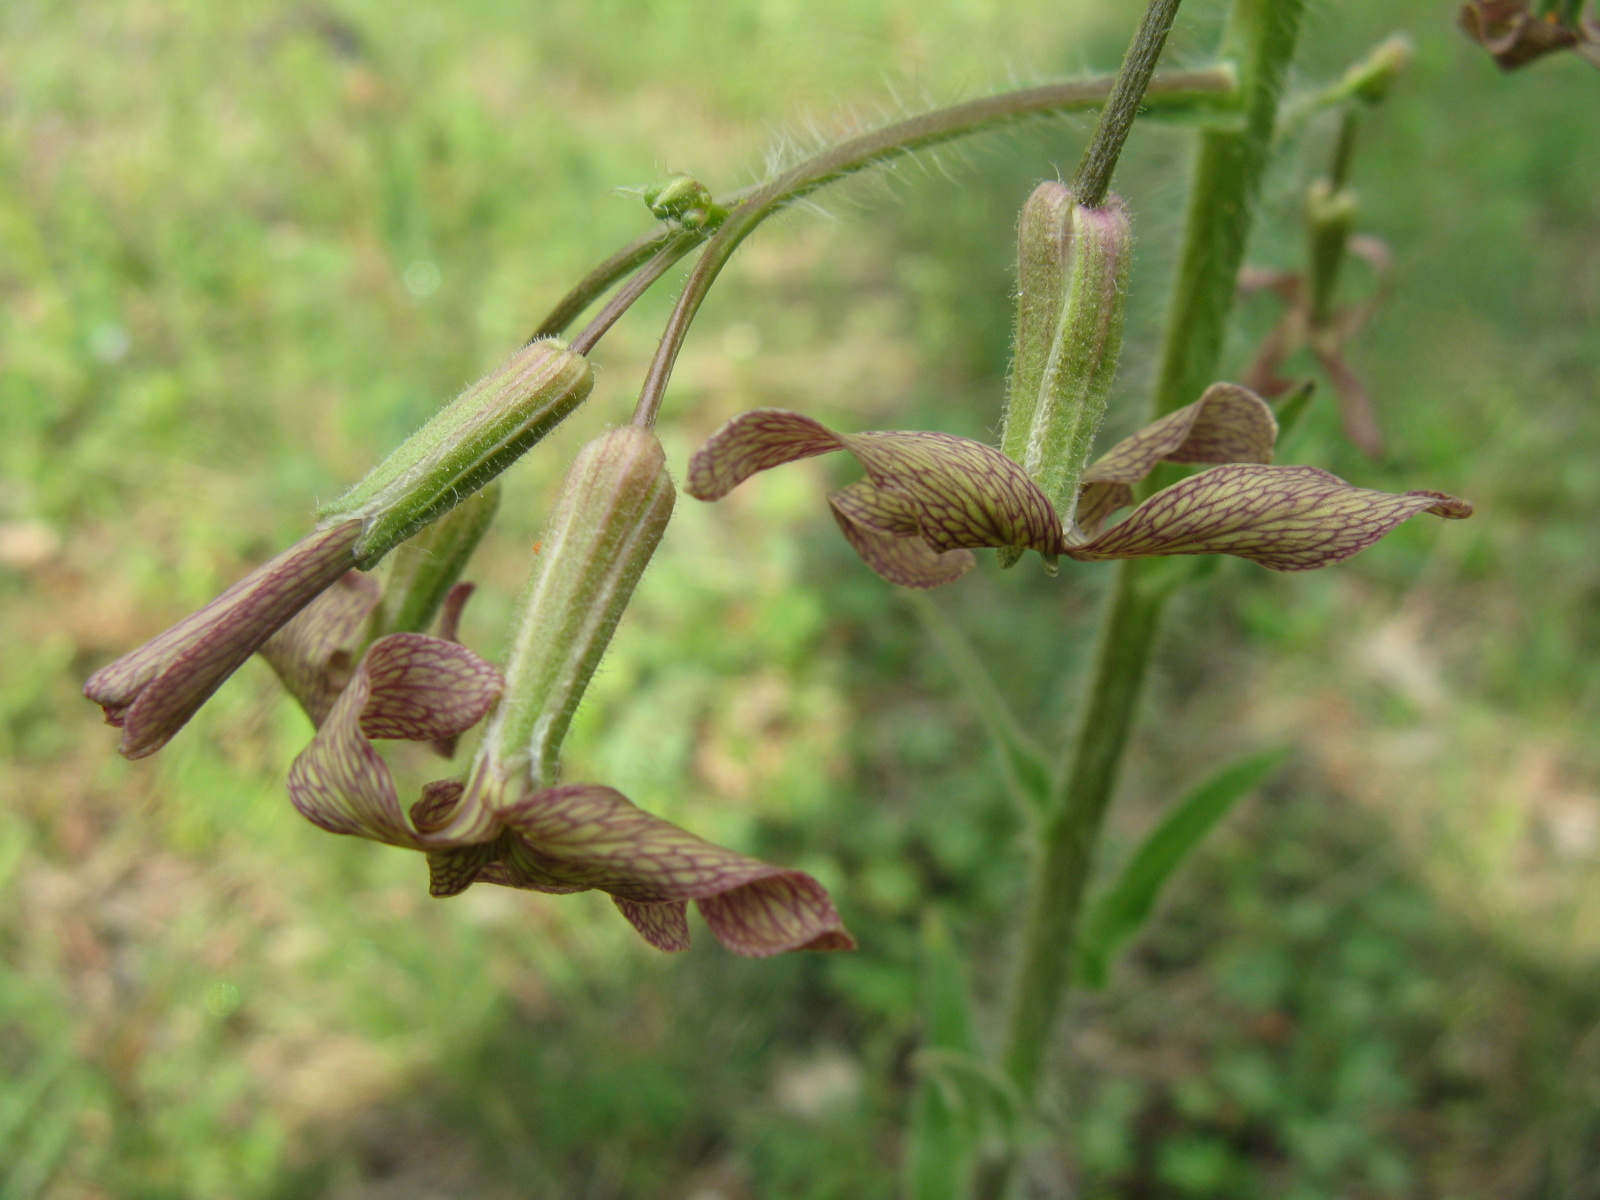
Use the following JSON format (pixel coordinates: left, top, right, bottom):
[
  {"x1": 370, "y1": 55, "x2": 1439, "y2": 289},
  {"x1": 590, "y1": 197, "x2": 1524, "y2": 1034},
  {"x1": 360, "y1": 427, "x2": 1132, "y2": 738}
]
[
  {"x1": 1339, "y1": 33, "x2": 1411, "y2": 105},
  {"x1": 321, "y1": 338, "x2": 592, "y2": 568},
  {"x1": 643, "y1": 174, "x2": 724, "y2": 229},
  {"x1": 999, "y1": 183, "x2": 1132, "y2": 550},
  {"x1": 475, "y1": 427, "x2": 675, "y2": 794},
  {"x1": 373, "y1": 482, "x2": 501, "y2": 638}
]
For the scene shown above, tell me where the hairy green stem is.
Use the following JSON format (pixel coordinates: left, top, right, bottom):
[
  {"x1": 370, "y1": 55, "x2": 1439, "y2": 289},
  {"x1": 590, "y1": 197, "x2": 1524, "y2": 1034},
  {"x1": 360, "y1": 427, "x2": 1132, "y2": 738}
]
[
  {"x1": 1150, "y1": 0, "x2": 1306, "y2": 420},
  {"x1": 628, "y1": 68, "x2": 1237, "y2": 427},
  {"x1": 1073, "y1": 0, "x2": 1185, "y2": 207},
  {"x1": 978, "y1": 2, "x2": 1305, "y2": 1196}
]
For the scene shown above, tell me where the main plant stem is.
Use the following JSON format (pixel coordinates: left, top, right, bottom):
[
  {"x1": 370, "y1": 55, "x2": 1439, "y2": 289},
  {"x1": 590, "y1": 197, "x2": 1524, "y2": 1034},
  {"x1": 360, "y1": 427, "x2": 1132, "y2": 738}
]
[{"x1": 980, "y1": 1, "x2": 1305, "y2": 1194}]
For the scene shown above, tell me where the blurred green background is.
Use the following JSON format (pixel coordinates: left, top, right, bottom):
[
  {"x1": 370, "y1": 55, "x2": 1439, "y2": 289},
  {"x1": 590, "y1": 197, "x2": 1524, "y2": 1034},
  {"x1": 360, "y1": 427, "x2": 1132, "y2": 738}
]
[{"x1": 3, "y1": 0, "x2": 1599, "y2": 1196}]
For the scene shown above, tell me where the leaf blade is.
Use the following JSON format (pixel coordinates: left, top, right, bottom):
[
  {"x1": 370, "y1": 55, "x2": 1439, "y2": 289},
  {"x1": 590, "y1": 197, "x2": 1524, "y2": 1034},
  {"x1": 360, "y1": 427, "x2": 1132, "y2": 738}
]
[{"x1": 1077, "y1": 749, "x2": 1286, "y2": 987}]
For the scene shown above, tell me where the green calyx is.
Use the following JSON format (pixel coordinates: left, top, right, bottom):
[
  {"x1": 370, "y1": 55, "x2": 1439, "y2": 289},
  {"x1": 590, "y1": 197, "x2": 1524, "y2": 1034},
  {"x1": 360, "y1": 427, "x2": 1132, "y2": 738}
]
[
  {"x1": 998, "y1": 183, "x2": 1133, "y2": 563},
  {"x1": 321, "y1": 339, "x2": 593, "y2": 568},
  {"x1": 477, "y1": 427, "x2": 675, "y2": 791},
  {"x1": 372, "y1": 481, "x2": 501, "y2": 639}
]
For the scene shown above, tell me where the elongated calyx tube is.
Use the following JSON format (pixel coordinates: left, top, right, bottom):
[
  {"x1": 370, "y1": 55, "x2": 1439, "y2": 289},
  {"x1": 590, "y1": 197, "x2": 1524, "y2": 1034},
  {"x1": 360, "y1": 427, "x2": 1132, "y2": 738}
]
[
  {"x1": 321, "y1": 339, "x2": 593, "y2": 568},
  {"x1": 372, "y1": 482, "x2": 501, "y2": 638},
  {"x1": 474, "y1": 427, "x2": 675, "y2": 800},
  {"x1": 999, "y1": 183, "x2": 1132, "y2": 543}
]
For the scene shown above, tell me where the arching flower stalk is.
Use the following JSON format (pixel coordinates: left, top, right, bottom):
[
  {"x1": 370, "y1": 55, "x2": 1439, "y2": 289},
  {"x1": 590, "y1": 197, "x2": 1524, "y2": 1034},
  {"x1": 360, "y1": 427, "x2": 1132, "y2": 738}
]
[
  {"x1": 84, "y1": 340, "x2": 590, "y2": 759},
  {"x1": 283, "y1": 428, "x2": 853, "y2": 958},
  {"x1": 684, "y1": 383, "x2": 1470, "y2": 589}
]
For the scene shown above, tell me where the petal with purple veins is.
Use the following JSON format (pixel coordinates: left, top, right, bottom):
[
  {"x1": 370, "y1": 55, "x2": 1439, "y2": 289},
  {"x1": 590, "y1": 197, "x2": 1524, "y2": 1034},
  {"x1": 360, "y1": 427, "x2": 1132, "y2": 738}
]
[
  {"x1": 686, "y1": 409, "x2": 845, "y2": 501},
  {"x1": 828, "y1": 482, "x2": 974, "y2": 589},
  {"x1": 286, "y1": 634, "x2": 503, "y2": 847},
  {"x1": 841, "y1": 431, "x2": 1064, "y2": 556},
  {"x1": 1077, "y1": 384, "x2": 1278, "y2": 535},
  {"x1": 1069, "y1": 462, "x2": 1472, "y2": 571},
  {"x1": 259, "y1": 570, "x2": 382, "y2": 726},
  {"x1": 477, "y1": 783, "x2": 854, "y2": 957}
]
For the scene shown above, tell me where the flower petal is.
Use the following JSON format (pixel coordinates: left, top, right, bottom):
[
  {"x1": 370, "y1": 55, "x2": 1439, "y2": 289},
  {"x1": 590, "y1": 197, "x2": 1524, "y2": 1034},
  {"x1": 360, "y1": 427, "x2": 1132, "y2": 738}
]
[
  {"x1": 685, "y1": 409, "x2": 845, "y2": 501},
  {"x1": 285, "y1": 634, "x2": 503, "y2": 846},
  {"x1": 359, "y1": 633, "x2": 503, "y2": 742},
  {"x1": 1077, "y1": 384, "x2": 1278, "y2": 535},
  {"x1": 613, "y1": 899, "x2": 692, "y2": 952},
  {"x1": 482, "y1": 783, "x2": 854, "y2": 957},
  {"x1": 427, "y1": 581, "x2": 477, "y2": 758},
  {"x1": 828, "y1": 483, "x2": 974, "y2": 589},
  {"x1": 841, "y1": 431, "x2": 1064, "y2": 556},
  {"x1": 1069, "y1": 463, "x2": 1472, "y2": 571},
  {"x1": 258, "y1": 570, "x2": 381, "y2": 726}
]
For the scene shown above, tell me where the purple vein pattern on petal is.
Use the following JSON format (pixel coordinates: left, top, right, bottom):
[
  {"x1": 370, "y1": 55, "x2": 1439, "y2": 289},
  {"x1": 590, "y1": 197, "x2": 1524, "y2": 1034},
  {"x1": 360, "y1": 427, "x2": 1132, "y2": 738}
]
[
  {"x1": 1070, "y1": 463, "x2": 1473, "y2": 571},
  {"x1": 685, "y1": 409, "x2": 845, "y2": 501},
  {"x1": 84, "y1": 520, "x2": 364, "y2": 759},
  {"x1": 842, "y1": 432, "x2": 1065, "y2": 556},
  {"x1": 286, "y1": 634, "x2": 502, "y2": 847},
  {"x1": 613, "y1": 899, "x2": 692, "y2": 952},
  {"x1": 259, "y1": 570, "x2": 382, "y2": 726},
  {"x1": 1077, "y1": 384, "x2": 1278, "y2": 536},
  {"x1": 487, "y1": 784, "x2": 855, "y2": 957},
  {"x1": 828, "y1": 484, "x2": 974, "y2": 589}
]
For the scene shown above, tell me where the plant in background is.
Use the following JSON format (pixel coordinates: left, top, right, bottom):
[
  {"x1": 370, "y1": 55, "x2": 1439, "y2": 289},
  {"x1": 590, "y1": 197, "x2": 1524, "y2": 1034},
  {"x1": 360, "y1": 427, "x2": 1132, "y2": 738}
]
[
  {"x1": 1458, "y1": 0, "x2": 1600, "y2": 69},
  {"x1": 79, "y1": 0, "x2": 1483, "y2": 1192}
]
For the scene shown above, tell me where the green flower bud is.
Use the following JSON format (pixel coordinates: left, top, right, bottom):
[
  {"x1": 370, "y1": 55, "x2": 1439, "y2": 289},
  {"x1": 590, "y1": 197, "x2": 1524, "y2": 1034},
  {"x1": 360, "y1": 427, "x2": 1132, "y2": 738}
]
[
  {"x1": 998, "y1": 184, "x2": 1132, "y2": 560},
  {"x1": 321, "y1": 338, "x2": 593, "y2": 568},
  {"x1": 642, "y1": 174, "x2": 724, "y2": 229},
  {"x1": 477, "y1": 427, "x2": 674, "y2": 794}
]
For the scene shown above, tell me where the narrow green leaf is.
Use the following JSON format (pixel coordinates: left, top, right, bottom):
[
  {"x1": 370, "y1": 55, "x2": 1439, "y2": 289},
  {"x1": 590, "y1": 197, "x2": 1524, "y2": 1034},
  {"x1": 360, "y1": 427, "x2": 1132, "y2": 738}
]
[
  {"x1": 1077, "y1": 749, "x2": 1286, "y2": 987},
  {"x1": 906, "y1": 593, "x2": 1051, "y2": 813}
]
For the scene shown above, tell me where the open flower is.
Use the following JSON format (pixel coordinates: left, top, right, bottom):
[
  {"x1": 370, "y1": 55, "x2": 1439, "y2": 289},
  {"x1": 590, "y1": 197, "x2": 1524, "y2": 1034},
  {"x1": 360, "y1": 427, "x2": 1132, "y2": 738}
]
[
  {"x1": 284, "y1": 567, "x2": 852, "y2": 958},
  {"x1": 685, "y1": 384, "x2": 1470, "y2": 588},
  {"x1": 280, "y1": 426, "x2": 854, "y2": 958}
]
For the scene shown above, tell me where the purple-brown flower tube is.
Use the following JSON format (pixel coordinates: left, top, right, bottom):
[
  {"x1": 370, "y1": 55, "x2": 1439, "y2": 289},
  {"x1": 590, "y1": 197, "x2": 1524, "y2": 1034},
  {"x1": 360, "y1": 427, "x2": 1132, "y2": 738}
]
[{"x1": 84, "y1": 521, "x2": 364, "y2": 759}]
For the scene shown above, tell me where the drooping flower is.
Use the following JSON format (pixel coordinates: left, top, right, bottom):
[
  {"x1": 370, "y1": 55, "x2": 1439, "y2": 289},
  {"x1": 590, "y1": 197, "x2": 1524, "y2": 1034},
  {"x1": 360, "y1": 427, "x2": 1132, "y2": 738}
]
[
  {"x1": 85, "y1": 520, "x2": 366, "y2": 759},
  {"x1": 685, "y1": 384, "x2": 1471, "y2": 588},
  {"x1": 283, "y1": 427, "x2": 854, "y2": 957},
  {"x1": 1238, "y1": 208, "x2": 1392, "y2": 458},
  {"x1": 86, "y1": 341, "x2": 590, "y2": 759},
  {"x1": 1458, "y1": 1, "x2": 1600, "y2": 70}
]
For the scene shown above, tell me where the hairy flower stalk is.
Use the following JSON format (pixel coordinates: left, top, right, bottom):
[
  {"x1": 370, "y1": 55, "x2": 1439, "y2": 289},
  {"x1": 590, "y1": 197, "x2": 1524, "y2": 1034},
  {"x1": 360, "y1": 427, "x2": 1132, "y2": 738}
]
[
  {"x1": 284, "y1": 428, "x2": 853, "y2": 957},
  {"x1": 999, "y1": 185, "x2": 1133, "y2": 548},
  {"x1": 84, "y1": 342, "x2": 590, "y2": 759}
]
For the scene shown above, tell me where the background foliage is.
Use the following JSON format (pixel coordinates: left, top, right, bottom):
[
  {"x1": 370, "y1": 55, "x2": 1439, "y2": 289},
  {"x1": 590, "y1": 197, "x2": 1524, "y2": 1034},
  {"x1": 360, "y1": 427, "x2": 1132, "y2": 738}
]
[{"x1": 2, "y1": 0, "x2": 1598, "y2": 1196}]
